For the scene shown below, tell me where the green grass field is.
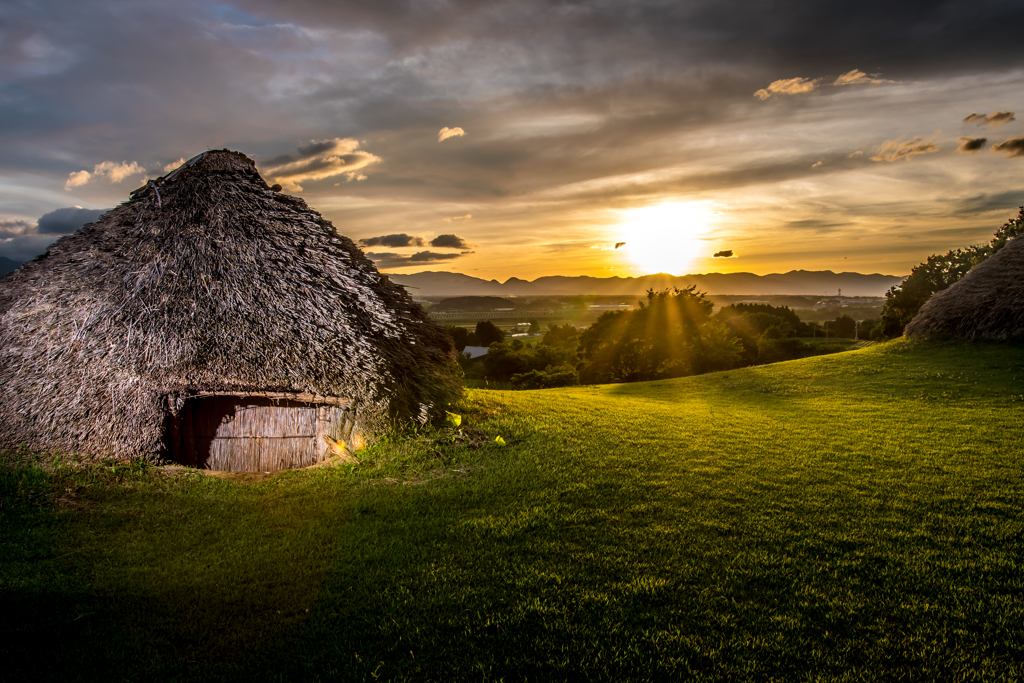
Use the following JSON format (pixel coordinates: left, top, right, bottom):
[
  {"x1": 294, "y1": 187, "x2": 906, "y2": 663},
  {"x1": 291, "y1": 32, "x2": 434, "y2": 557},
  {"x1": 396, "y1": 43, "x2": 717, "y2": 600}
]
[{"x1": 3, "y1": 339, "x2": 1023, "y2": 681}]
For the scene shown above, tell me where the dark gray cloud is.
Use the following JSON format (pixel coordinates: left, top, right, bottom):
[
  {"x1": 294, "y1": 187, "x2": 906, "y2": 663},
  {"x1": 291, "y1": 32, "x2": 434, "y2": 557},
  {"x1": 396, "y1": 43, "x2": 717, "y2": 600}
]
[
  {"x1": 0, "y1": 234, "x2": 62, "y2": 261},
  {"x1": 956, "y1": 137, "x2": 987, "y2": 154},
  {"x1": 713, "y1": 250, "x2": 734, "y2": 258},
  {"x1": 784, "y1": 219, "x2": 852, "y2": 234},
  {"x1": 366, "y1": 250, "x2": 464, "y2": 269},
  {"x1": 36, "y1": 206, "x2": 106, "y2": 233},
  {"x1": 409, "y1": 250, "x2": 462, "y2": 262},
  {"x1": 0, "y1": 206, "x2": 110, "y2": 260},
  {"x1": 359, "y1": 233, "x2": 425, "y2": 248},
  {"x1": 265, "y1": 139, "x2": 343, "y2": 167},
  {"x1": 991, "y1": 135, "x2": 1024, "y2": 158},
  {"x1": 430, "y1": 233, "x2": 470, "y2": 249},
  {"x1": 950, "y1": 191, "x2": 1024, "y2": 216},
  {"x1": 233, "y1": 0, "x2": 1024, "y2": 87}
]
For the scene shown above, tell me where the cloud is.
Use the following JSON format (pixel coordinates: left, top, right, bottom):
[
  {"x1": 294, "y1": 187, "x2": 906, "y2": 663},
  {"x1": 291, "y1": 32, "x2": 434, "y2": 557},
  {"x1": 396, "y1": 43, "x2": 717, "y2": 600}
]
[
  {"x1": 366, "y1": 250, "x2": 465, "y2": 269},
  {"x1": 0, "y1": 218, "x2": 33, "y2": 238},
  {"x1": 870, "y1": 135, "x2": 940, "y2": 162},
  {"x1": 956, "y1": 136, "x2": 987, "y2": 154},
  {"x1": 0, "y1": 206, "x2": 109, "y2": 260},
  {"x1": 438, "y1": 127, "x2": 466, "y2": 142},
  {"x1": 964, "y1": 111, "x2": 1016, "y2": 128},
  {"x1": 64, "y1": 160, "x2": 145, "y2": 190},
  {"x1": 784, "y1": 219, "x2": 851, "y2": 233},
  {"x1": 36, "y1": 206, "x2": 106, "y2": 233},
  {"x1": 263, "y1": 138, "x2": 381, "y2": 191},
  {"x1": 409, "y1": 250, "x2": 462, "y2": 262},
  {"x1": 713, "y1": 250, "x2": 734, "y2": 258},
  {"x1": 0, "y1": 235, "x2": 63, "y2": 261},
  {"x1": 951, "y1": 191, "x2": 1024, "y2": 216},
  {"x1": 614, "y1": 242, "x2": 626, "y2": 249},
  {"x1": 847, "y1": 151, "x2": 863, "y2": 158},
  {"x1": 0, "y1": 206, "x2": 107, "y2": 238},
  {"x1": 430, "y1": 233, "x2": 471, "y2": 249},
  {"x1": 359, "y1": 233, "x2": 425, "y2": 248},
  {"x1": 754, "y1": 77, "x2": 817, "y2": 100},
  {"x1": 833, "y1": 69, "x2": 891, "y2": 86},
  {"x1": 163, "y1": 157, "x2": 186, "y2": 173},
  {"x1": 991, "y1": 135, "x2": 1024, "y2": 158},
  {"x1": 65, "y1": 170, "x2": 92, "y2": 190},
  {"x1": 95, "y1": 160, "x2": 145, "y2": 183},
  {"x1": 442, "y1": 214, "x2": 472, "y2": 223},
  {"x1": 811, "y1": 161, "x2": 823, "y2": 168}
]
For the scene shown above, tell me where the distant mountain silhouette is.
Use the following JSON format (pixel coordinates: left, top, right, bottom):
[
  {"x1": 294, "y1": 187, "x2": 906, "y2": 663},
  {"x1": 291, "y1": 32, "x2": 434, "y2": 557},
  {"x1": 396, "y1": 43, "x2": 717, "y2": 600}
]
[
  {"x1": 389, "y1": 270, "x2": 905, "y2": 297},
  {"x1": 0, "y1": 257, "x2": 23, "y2": 277}
]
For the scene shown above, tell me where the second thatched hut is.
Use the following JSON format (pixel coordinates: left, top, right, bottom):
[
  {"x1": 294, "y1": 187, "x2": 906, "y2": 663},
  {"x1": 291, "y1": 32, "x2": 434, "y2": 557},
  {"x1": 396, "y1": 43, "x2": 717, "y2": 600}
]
[{"x1": 904, "y1": 235, "x2": 1024, "y2": 341}]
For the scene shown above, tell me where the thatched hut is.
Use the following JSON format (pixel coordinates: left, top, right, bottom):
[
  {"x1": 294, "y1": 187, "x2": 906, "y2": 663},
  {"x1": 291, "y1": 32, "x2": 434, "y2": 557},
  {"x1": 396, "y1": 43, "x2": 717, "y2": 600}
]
[
  {"x1": 905, "y1": 236, "x2": 1024, "y2": 341},
  {"x1": 0, "y1": 150, "x2": 460, "y2": 470}
]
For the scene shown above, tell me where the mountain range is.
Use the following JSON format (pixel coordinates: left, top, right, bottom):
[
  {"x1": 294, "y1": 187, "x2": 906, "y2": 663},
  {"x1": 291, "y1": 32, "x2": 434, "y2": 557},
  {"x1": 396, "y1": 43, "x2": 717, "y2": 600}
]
[
  {"x1": 0, "y1": 256, "x2": 904, "y2": 297},
  {"x1": 388, "y1": 270, "x2": 906, "y2": 298}
]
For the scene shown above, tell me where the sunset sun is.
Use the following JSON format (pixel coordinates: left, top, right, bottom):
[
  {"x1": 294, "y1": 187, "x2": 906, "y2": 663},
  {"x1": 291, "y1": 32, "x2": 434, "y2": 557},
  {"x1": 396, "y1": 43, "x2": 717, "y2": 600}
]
[{"x1": 618, "y1": 202, "x2": 714, "y2": 275}]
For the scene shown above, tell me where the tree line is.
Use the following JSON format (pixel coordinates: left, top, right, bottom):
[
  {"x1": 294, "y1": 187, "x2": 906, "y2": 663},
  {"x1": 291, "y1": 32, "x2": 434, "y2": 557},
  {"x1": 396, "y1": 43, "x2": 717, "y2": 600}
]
[{"x1": 448, "y1": 288, "x2": 859, "y2": 388}]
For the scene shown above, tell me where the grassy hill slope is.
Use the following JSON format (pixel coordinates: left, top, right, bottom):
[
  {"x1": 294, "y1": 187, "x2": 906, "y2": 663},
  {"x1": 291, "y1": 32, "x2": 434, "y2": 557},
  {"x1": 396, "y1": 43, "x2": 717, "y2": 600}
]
[{"x1": 3, "y1": 340, "x2": 1023, "y2": 681}]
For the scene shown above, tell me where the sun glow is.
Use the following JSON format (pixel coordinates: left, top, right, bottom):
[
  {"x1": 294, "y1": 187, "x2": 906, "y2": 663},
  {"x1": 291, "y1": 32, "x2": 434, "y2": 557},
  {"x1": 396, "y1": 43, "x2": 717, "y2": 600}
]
[{"x1": 617, "y1": 202, "x2": 714, "y2": 275}]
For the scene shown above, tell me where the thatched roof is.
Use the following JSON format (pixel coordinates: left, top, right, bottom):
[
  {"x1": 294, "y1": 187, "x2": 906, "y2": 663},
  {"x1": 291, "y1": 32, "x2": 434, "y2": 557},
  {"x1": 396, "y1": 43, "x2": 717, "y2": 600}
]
[
  {"x1": 905, "y1": 236, "x2": 1024, "y2": 341},
  {"x1": 0, "y1": 149, "x2": 460, "y2": 460}
]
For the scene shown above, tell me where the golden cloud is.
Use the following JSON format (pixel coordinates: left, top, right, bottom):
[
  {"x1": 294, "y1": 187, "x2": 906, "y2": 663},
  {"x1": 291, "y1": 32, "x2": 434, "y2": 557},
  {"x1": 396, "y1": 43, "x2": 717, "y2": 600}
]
[
  {"x1": 833, "y1": 69, "x2": 891, "y2": 86},
  {"x1": 956, "y1": 137, "x2": 987, "y2": 154},
  {"x1": 870, "y1": 134, "x2": 940, "y2": 162},
  {"x1": 163, "y1": 157, "x2": 186, "y2": 173},
  {"x1": 753, "y1": 77, "x2": 817, "y2": 100},
  {"x1": 438, "y1": 126, "x2": 466, "y2": 142},
  {"x1": 964, "y1": 111, "x2": 1016, "y2": 128},
  {"x1": 64, "y1": 160, "x2": 145, "y2": 190},
  {"x1": 991, "y1": 135, "x2": 1024, "y2": 158},
  {"x1": 264, "y1": 138, "x2": 381, "y2": 192}
]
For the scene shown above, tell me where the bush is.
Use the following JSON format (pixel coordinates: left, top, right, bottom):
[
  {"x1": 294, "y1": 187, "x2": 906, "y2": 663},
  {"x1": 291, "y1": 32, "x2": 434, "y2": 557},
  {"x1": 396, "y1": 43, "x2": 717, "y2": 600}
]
[{"x1": 509, "y1": 366, "x2": 578, "y2": 389}]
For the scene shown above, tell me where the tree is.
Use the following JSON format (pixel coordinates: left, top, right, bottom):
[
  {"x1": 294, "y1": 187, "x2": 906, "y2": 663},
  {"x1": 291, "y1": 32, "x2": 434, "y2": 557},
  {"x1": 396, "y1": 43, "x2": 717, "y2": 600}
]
[
  {"x1": 828, "y1": 315, "x2": 856, "y2": 338},
  {"x1": 879, "y1": 207, "x2": 1024, "y2": 337},
  {"x1": 474, "y1": 320, "x2": 504, "y2": 347},
  {"x1": 543, "y1": 323, "x2": 578, "y2": 348},
  {"x1": 576, "y1": 287, "x2": 740, "y2": 384},
  {"x1": 444, "y1": 325, "x2": 470, "y2": 352},
  {"x1": 482, "y1": 341, "x2": 531, "y2": 381},
  {"x1": 528, "y1": 319, "x2": 541, "y2": 334},
  {"x1": 713, "y1": 303, "x2": 814, "y2": 363}
]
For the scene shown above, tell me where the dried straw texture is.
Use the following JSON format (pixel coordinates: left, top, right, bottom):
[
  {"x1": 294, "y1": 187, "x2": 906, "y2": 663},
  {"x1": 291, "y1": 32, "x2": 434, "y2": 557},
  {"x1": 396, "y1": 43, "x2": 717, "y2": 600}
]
[
  {"x1": 905, "y1": 236, "x2": 1024, "y2": 341},
  {"x1": 0, "y1": 150, "x2": 460, "y2": 460}
]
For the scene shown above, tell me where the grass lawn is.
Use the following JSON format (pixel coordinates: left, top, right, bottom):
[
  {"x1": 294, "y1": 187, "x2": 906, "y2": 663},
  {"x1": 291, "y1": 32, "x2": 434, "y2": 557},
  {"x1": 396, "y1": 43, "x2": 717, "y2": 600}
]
[{"x1": 2, "y1": 339, "x2": 1023, "y2": 681}]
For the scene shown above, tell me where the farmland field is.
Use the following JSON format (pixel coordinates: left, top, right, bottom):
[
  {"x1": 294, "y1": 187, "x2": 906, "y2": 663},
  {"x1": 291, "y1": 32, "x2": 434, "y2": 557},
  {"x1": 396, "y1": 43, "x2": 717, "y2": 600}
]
[{"x1": 3, "y1": 339, "x2": 1023, "y2": 681}]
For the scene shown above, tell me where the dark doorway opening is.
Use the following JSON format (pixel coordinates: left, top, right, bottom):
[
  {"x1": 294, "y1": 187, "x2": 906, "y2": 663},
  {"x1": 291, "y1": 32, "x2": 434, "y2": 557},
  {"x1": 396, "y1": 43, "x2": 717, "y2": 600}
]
[{"x1": 164, "y1": 395, "x2": 354, "y2": 471}]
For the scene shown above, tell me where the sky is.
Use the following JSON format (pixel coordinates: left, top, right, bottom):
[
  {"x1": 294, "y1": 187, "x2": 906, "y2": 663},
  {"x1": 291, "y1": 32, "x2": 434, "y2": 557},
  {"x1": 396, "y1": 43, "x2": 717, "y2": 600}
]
[{"x1": 2, "y1": 0, "x2": 1023, "y2": 280}]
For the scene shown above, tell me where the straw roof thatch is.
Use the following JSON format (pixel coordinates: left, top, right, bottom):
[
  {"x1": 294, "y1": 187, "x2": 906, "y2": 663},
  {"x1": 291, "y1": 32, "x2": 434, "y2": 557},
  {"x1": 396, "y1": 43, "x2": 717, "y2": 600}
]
[
  {"x1": 0, "y1": 150, "x2": 460, "y2": 460},
  {"x1": 905, "y1": 236, "x2": 1024, "y2": 341}
]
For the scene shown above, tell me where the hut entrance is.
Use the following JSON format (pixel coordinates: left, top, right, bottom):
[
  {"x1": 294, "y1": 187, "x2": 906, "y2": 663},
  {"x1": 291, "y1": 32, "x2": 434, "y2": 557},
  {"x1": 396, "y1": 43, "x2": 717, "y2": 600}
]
[{"x1": 165, "y1": 393, "x2": 355, "y2": 471}]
